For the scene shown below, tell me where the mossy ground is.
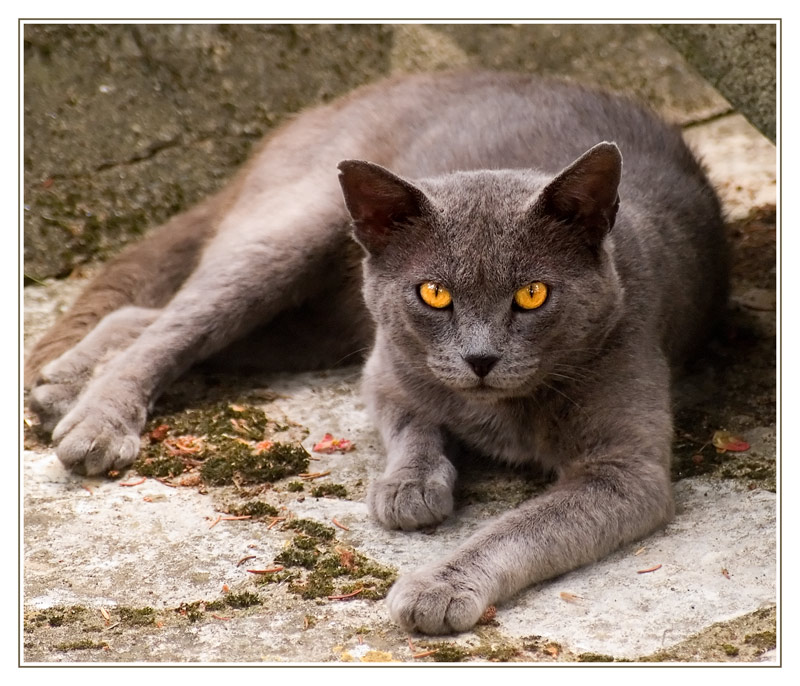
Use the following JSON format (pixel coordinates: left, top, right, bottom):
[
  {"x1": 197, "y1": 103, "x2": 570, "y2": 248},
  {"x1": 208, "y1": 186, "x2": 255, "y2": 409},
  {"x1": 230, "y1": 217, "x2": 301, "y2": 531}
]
[
  {"x1": 134, "y1": 401, "x2": 310, "y2": 487},
  {"x1": 256, "y1": 518, "x2": 397, "y2": 601}
]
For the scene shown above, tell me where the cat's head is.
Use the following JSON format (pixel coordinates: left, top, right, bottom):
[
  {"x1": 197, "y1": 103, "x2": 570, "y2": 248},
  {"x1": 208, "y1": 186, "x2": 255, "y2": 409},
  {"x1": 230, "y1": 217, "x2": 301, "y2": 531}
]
[{"x1": 338, "y1": 143, "x2": 625, "y2": 399}]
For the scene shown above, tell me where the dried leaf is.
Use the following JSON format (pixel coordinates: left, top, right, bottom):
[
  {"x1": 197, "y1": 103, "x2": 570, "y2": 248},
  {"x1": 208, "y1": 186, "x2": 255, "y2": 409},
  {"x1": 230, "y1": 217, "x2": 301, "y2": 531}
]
[
  {"x1": 478, "y1": 605, "x2": 497, "y2": 624},
  {"x1": 312, "y1": 433, "x2": 355, "y2": 454},
  {"x1": 253, "y1": 440, "x2": 274, "y2": 454},
  {"x1": 544, "y1": 643, "x2": 560, "y2": 657},
  {"x1": 712, "y1": 430, "x2": 750, "y2": 453},
  {"x1": 163, "y1": 435, "x2": 205, "y2": 456},
  {"x1": 335, "y1": 546, "x2": 356, "y2": 570},
  {"x1": 559, "y1": 591, "x2": 583, "y2": 603},
  {"x1": 148, "y1": 424, "x2": 170, "y2": 442}
]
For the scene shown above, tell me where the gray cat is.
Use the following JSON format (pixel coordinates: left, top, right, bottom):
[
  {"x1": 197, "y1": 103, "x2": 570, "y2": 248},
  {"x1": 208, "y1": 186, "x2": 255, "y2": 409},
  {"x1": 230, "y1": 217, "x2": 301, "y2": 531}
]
[{"x1": 26, "y1": 71, "x2": 727, "y2": 635}]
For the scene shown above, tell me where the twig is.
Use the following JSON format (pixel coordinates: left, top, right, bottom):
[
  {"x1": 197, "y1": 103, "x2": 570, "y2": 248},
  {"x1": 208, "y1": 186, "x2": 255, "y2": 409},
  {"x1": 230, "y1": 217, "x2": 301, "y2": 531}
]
[
  {"x1": 246, "y1": 566, "x2": 284, "y2": 574},
  {"x1": 327, "y1": 587, "x2": 364, "y2": 600},
  {"x1": 208, "y1": 515, "x2": 222, "y2": 529},
  {"x1": 220, "y1": 515, "x2": 252, "y2": 522},
  {"x1": 332, "y1": 518, "x2": 349, "y2": 531},
  {"x1": 236, "y1": 555, "x2": 256, "y2": 567},
  {"x1": 266, "y1": 516, "x2": 286, "y2": 530},
  {"x1": 637, "y1": 564, "x2": 662, "y2": 574},
  {"x1": 298, "y1": 471, "x2": 331, "y2": 480},
  {"x1": 119, "y1": 478, "x2": 146, "y2": 487},
  {"x1": 412, "y1": 649, "x2": 439, "y2": 659}
]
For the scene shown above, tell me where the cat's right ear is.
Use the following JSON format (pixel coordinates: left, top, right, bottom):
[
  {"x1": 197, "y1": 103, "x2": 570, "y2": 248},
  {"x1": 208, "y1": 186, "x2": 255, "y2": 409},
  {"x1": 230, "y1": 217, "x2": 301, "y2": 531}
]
[{"x1": 338, "y1": 160, "x2": 432, "y2": 255}]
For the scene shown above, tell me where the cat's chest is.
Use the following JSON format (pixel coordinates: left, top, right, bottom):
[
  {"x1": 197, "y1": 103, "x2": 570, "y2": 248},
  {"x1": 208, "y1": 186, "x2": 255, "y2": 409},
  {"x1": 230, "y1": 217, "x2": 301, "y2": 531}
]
[{"x1": 443, "y1": 397, "x2": 570, "y2": 470}]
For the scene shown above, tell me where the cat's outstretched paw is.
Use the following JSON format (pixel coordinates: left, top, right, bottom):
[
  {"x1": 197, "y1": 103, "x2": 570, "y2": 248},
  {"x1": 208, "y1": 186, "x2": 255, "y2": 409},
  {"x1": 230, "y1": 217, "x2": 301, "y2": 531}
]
[
  {"x1": 52, "y1": 397, "x2": 145, "y2": 476},
  {"x1": 386, "y1": 566, "x2": 489, "y2": 634},
  {"x1": 28, "y1": 358, "x2": 93, "y2": 432},
  {"x1": 368, "y1": 464, "x2": 456, "y2": 530}
]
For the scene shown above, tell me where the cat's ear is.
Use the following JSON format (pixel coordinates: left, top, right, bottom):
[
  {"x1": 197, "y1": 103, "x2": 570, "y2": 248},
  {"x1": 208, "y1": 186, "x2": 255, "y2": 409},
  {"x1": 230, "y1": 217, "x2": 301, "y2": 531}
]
[
  {"x1": 338, "y1": 160, "x2": 432, "y2": 254},
  {"x1": 533, "y1": 142, "x2": 622, "y2": 247}
]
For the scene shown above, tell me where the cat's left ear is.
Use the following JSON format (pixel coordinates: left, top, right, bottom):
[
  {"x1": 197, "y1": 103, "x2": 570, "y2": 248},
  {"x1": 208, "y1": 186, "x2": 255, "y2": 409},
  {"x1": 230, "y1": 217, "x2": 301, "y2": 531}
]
[
  {"x1": 532, "y1": 142, "x2": 622, "y2": 248},
  {"x1": 338, "y1": 160, "x2": 433, "y2": 255}
]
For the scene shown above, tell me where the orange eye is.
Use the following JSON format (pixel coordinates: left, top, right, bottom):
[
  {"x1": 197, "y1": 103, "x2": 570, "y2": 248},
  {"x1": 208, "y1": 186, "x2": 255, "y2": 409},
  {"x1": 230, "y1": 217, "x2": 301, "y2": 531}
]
[
  {"x1": 419, "y1": 282, "x2": 452, "y2": 309},
  {"x1": 513, "y1": 282, "x2": 548, "y2": 310}
]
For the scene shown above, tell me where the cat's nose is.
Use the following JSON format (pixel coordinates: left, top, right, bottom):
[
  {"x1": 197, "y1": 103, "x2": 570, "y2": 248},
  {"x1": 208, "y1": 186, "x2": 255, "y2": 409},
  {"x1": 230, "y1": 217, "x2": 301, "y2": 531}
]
[{"x1": 464, "y1": 354, "x2": 500, "y2": 378}]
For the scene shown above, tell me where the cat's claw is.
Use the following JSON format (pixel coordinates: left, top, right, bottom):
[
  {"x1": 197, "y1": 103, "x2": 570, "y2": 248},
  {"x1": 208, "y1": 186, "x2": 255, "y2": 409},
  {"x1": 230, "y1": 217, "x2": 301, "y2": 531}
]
[
  {"x1": 52, "y1": 399, "x2": 144, "y2": 476},
  {"x1": 386, "y1": 566, "x2": 489, "y2": 634},
  {"x1": 368, "y1": 470, "x2": 455, "y2": 530}
]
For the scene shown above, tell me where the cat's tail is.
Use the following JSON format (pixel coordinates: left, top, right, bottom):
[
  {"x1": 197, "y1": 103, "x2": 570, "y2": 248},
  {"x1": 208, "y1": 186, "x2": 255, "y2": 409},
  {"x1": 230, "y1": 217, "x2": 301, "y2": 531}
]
[{"x1": 24, "y1": 191, "x2": 229, "y2": 386}]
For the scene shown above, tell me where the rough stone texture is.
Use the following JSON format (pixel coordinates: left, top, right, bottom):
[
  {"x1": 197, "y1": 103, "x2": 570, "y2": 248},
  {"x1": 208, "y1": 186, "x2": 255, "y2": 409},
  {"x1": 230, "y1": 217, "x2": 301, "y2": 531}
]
[
  {"x1": 655, "y1": 23, "x2": 777, "y2": 141},
  {"x1": 22, "y1": 23, "x2": 776, "y2": 664},
  {"x1": 24, "y1": 23, "x2": 729, "y2": 281}
]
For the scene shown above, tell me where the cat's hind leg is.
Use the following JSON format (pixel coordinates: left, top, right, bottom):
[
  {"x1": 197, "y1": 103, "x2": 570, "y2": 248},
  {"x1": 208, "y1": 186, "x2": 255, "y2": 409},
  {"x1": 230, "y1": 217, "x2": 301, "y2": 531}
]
[{"x1": 29, "y1": 306, "x2": 160, "y2": 432}]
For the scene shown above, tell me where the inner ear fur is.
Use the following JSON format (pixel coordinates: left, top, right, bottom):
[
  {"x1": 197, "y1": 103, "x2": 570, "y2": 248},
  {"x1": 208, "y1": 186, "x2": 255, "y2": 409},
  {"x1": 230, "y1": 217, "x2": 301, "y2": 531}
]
[
  {"x1": 532, "y1": 142, "x2": 622, "y2": 248},
  {"x1": 338, "y1": 160, "x2": 432, "y2": 254}
]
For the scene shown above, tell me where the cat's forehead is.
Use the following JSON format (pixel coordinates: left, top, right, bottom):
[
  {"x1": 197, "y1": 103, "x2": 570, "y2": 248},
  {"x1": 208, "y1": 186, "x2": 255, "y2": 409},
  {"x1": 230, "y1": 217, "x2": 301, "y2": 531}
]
[
  {"x1": 412, "y1": 169, "x2": 563, "y2": 285},
  {"x1": 418, "y1": 169, "x2": 548, "y2": 223}
]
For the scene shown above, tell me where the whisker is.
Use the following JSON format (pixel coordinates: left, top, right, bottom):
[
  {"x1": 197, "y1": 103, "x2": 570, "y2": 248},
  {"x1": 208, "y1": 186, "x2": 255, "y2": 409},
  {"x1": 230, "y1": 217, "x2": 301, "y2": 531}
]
[
  {"x1": 332, "y1": 346, "x2": 372, "y2": 367},
  {"x1": 542, "y1": 381, "x2": 583, "y2": 411}
]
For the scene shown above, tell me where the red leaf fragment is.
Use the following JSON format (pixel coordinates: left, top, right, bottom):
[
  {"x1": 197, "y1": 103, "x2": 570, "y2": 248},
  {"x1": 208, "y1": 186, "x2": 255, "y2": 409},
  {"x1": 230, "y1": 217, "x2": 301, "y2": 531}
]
[
  {"x1": 312, "y1": 433, "x2": 355, "y2": 454},
  {"x1": 148, "y1": 424, "x2": 170, "y2": 442},
  {"x1": 712, "y1": 430, "x2": 750, "y2": 453}
]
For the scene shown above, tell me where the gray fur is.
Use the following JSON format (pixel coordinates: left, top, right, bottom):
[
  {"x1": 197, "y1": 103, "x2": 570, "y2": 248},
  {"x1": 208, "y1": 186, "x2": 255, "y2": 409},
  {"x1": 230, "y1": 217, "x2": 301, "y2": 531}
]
[{"x1": 27, "y1": 71, "x2": 727, "y2": 634}]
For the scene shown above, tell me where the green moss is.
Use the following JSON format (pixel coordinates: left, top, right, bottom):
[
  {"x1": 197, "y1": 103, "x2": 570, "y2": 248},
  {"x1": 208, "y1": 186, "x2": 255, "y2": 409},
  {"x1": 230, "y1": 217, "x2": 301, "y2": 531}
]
[
  {"x1": 225, "y1": 500, "x2": 280, "y2": 518},
  {"x1": 176, "y1": 601, "x2": 206, "y2": 623},
  {"x1": 427, "y1": 642, "x2": 470, "y2": 662},
  {"x1": 287, "y1": 481, "x2": 305, "y2": 492},
  {"x1": 118, "y1": 606, "x2": 156, "y2": 626},
  {"x1": 311, "y1": 482, "x2": 348, "y2": 498},
  {"x1": 135, "y1": 454, "x2": 186, "y2": 478},
  {"x1": 204, "y1": 599, "x2": 227, "y2": 612},
  {"x1": 721, "y1": 644, "x2": 740, "y2": 656},
  {"x1": 201, "y1": 442, "x2": 310, "y2": 485},
  {"x1": 275, "y1": 536, "x2": 321, "y2": 569},
  {"x1": 260, "y1": 518, "x2": 396, "y2": 601},
  {"x1": 577, "y1": 652, "x2": 616, "y2": 662},
  {"x1": 135, "y1": 402, "x2": 310, "y2": 485},
  {"x1": 286, "y1": 519, "x2": 336, "y2": 540},
  {"x1": 224, "y1": 591, "x2": 262, "y2": 609},
  {"x1": 28, "y1": 606, "x2": 87, "y2": 628},
  {"x1": 745, "y1": 631, "x2": 776, "y2": 651},
  {"x1": 54, "y1": 639, "x2": 108, "y2": 651}
]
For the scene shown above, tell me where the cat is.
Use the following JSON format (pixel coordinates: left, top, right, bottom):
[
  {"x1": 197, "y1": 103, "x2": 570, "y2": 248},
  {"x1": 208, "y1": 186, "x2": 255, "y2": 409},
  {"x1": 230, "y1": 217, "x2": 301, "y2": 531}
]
[{"x1": 26, "y1": 70, "x2": 728, "y2": 635}]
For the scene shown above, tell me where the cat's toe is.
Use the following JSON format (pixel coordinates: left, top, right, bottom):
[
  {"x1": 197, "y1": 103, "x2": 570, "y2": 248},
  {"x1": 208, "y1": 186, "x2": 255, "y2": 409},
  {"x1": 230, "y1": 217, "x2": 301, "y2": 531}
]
[
  {"x1": 28, "y1": 382, "x2": 82, "y2": 433},
  {"x1": 368, "y1": 476, "x2": 454, "y2": 530},
  {"x1": 386, "y1": 569, "x2": 487, "y2": 634},
  {"x1": 53, "y1": 403, "x2": 143, "y2": 476}
]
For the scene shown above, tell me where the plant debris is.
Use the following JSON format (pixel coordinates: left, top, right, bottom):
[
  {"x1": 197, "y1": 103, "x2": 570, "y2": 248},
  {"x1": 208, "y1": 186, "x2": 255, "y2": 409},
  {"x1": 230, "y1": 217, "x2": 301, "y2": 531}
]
[
  {"x1": 135, "y1": 402, "x2": 310, "y2": 486},
  {"x1": 712, "y1": 430, "x2": 750, "y2": 454},
  {"x1": 254, "y1": 518, "x2": 396, "y2": 600},
  {"x1": 312, "y1": 433, "x2": 355, "y2": 454},
  {"x1": 637, "y1": 564, "x2": 662, "y2": 574}
]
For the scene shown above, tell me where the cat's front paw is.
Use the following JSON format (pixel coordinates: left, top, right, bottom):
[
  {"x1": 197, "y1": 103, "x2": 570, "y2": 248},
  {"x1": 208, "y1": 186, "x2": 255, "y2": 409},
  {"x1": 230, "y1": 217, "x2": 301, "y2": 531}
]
[
  {"x1": 28, "y1": 358, "x2": 92, "y2": 432},
  {"x1": 368, "y1": 466, "x2": 455, "y2": 530},
  {"x1": 52, "y1": 395, "x2": 145, "y2": 476},
  {"x1": 387, "y1": 566, "x2": 490, "y2": 634}
]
